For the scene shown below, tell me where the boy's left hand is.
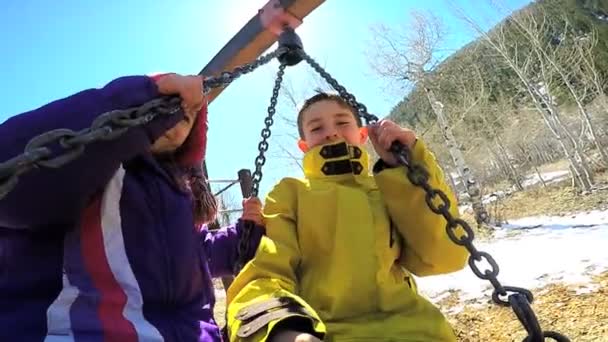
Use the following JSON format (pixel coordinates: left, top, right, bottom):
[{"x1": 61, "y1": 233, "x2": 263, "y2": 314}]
[{"x1": 368, "y1": 119, "x2": 417, "y2": 167}]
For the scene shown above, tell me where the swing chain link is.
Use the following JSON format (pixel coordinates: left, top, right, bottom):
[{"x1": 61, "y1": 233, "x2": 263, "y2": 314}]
[
  {"x1": 0, "y1": 49, "x2": 282, "y2": 201},
  {"x1": 234, "y1": 63, "x2": 287, "y2": 274},
  {"x1": 297, "y1": 50, "x2": 378, "y2": 126},
  {"x1": 0, "y1": 96, "x2": 182, "y2": 200},
  {"x1": 299, "y1": 49, "x2": 569, "y2": 342},
  {"x1": 234, "y1": 218, "x2": 253, "y2": 274},
  {"x1": 203, "y1": 48, "x2": 286, "y2": 93},
  {"x1": 250, "y1": 64, "x2": 287, "y2": 198},
  {"x1": 233, "y1": 28, "x2": 303, "y2": 274}
]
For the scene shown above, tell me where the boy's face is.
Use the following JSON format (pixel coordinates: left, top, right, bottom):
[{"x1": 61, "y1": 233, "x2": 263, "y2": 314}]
[{"x1": 298, "y1": 100, "x2": 367, "y2": 152}]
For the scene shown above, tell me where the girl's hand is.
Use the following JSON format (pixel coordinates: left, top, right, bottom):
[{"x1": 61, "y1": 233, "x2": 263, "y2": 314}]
[
  {"x1": 241, "y1": 197, "x2": 263, "y2": 226},
  {"x1": 154, "y1": 73, "x2": 205, "y2": 117}
]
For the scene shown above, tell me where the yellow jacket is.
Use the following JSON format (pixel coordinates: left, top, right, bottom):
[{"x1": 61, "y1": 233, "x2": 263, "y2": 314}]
[{"x1": 227, "y1": 140, "x2": 467, "y2": 342}]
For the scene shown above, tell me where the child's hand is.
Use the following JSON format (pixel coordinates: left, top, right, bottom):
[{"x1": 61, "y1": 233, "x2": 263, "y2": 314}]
[
  {"x1": 368, "y1": 119, "x2": 417, "y2": 167},
  {"x1": 241, "y1": 197, "x2": 263, "y2": 226},
  {"x1": 154, "y1": 73, "x2": 205, "y2": 117},
  {"x1": 270, "y1": 330, "x2": 322, "y2": 342}
]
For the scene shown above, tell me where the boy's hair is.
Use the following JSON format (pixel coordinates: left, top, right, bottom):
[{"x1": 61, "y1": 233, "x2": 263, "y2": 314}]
[{"x1": 297, "y1": 91, "x2": 362, "y2": 139}]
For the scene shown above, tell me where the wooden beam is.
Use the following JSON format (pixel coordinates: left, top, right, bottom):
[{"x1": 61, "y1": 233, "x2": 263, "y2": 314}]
[
  {"x1": 199, "y1": 0, "x2": 325, "y2": 104},
  {"x1": 202, "y1": 0, "x2": 324, "y2": 231}
]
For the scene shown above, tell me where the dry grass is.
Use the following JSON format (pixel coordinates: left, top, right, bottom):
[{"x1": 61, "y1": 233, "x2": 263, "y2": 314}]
[
  {"x1": 493, "y1": 171, "x2": 608, "y2": 220},
  {"x1": 215, "y1": 275, "x2": 608, "y2": 340},
  {"x1": 538, "y1": 160, "x2": 571, "y2": 173},
  {"x1": 443, "y1": 272, "x2": 608, "y2": 342},
  {"x1": 482, "y1": 160, "x2": 571, "y2": 195},
  {"x1": 459, "y1": 167, "x2": 607, "y2": 239},
  {"x1": 444, "y1": 168, "x2": 608, "y2": 341}
]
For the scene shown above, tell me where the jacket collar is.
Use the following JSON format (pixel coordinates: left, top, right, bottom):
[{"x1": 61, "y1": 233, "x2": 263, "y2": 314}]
[{"x1": 303, "y1": 141, "x2": 371, "y2": 180}]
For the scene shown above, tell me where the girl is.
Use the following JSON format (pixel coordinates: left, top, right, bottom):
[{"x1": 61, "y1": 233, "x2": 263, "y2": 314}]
[{"x1": 0, "y1": 73, "x2": 264, "y2": 341}]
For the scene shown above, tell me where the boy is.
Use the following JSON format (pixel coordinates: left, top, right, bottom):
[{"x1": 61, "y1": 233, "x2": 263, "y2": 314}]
[{"x1": 226, "y1": 92, "x2": 468, "y2": 342}]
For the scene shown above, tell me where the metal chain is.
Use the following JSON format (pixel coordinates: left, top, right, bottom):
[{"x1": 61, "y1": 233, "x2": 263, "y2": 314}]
[
  {"x1": 251, "y1": 64, "x2": 286, "y2": 197},
  {"x1": 233, "y1": 220, "x2": 254, "y2": 275},
  {"x1": 299, "y1": 49, "x2": 569, "y2": 342},
  {"x1": 0, "y1": 96, "x2": 181, "y2": 200},
  {"x1": 0, "y1": 49, "x2": 281, "y2": 201},
  {"x1": 203, "y1": 48, "x2": 286, "y2": 93},
  {"x1": 297, "y1": 50, "x2": 378, "y2": 126},
  {"x1": 233, "y1": 63, "x2": 287, "y2": 274}
]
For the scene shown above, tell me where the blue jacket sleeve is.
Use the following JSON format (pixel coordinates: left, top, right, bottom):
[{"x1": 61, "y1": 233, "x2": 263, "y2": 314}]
[
  {"x1": 0, "y1": 75, "x2": 184, "y2": 229},
  {"x1": 200, "y1": 220, "x2": 264, "y2": 278}
]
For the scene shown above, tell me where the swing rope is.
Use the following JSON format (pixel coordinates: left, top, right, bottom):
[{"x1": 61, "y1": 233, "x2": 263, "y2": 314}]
[{"x1": 0, "y1": 26, "x2": 570, "y2": 342}]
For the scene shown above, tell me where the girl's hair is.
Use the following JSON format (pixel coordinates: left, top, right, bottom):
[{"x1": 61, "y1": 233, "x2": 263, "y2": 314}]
[
  {"x1": 155, "y1": 155, "x2": 218, "y2": 227},
  {"x1": 155, "y1": 115, "x2": 217, "y2": 227},
  {"x1": 296, "y1": 91, "x2": 362, "y2": 139},
  {"x1": 187, "y1": 167, "x2": 218, "y2": 227}
]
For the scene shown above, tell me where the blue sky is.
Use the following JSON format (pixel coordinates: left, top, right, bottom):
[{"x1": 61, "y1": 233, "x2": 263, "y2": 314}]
[{"x1": 0, "y1": 0, "x2": 530, "y2": 207}]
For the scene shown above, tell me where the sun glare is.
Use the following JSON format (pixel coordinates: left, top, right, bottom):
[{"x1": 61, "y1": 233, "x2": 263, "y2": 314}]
[
  {"x1": 221, "y1": 0, "x2": 268, "y2": 36},
  {"x1": 218, "y1": 0, "x2": 321, "y2": 53}
]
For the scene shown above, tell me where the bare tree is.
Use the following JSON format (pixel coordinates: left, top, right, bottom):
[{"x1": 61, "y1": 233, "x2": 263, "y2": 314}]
[
  {"x1": 571, "y1": 27, "x2": 608, "y2": 166},
  {"x1": 450, "y1": 65, "x2": 525, "y2": 191},
  {"x1": 454, "y1": 4, "x2": 594, "y2": 191},
  {"x1": 272, "y1": 76, "x2": 305, "y2": 172},
  {"x1": 507, "y1": 9, "x2": 607, "y2": 168},
  {"x1": 370, "y1": 10, "x2": 490, "y2": 225}
]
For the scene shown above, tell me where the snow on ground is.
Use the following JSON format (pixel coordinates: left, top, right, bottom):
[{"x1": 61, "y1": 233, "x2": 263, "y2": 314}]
[
  {"x1": 456, "y1": 170, "x2": 570, "y2": 213},
  {"x1": 521, "y1": 170, "x2": 569, "y2": 187},
  {"x1": 416, "y1": 210, "x2": 608, "y2": 312},
  {"x1": 481, "y1": 191, "x2": 506, "y2": 204}
]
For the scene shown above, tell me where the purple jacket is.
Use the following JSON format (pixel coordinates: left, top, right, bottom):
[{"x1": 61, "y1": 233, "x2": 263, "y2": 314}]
[{"x1": 0, "y1": 76, "x2": 263, "y2": 342}]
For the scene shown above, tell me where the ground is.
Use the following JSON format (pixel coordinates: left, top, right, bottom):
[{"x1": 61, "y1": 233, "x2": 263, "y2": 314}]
[
  {"x1": 440, "y1": 167, "x2": 608, "y2": 341},
  {"x1": 442, "y1": 272, "x2": 608, "y2": 341},
  {"x1": 213, "y1": 165, "x2": 608, "y2": 340},
  {"x1": 490, "y1": 170, "x2": 608, "y2": 220}
]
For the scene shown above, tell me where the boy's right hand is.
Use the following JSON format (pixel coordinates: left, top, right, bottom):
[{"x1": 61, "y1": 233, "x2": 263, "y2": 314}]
[
  {"x1": 241, "y1": 197, "x2": 263, "y2": 226},
  {"x1": 368, "y1": 119, "x2": 417, "y2": 167},
  {"x1": 270, "y1": 330, "x2": 323, "y2": 342}
]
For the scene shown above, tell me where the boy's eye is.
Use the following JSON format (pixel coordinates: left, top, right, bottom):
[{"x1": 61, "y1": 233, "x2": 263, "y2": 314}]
[
  {"x1": 337, "y1": 121, "x2": 349, "y2": 126},
  {"x1": 311, "y1": 127, "x2": 321, "y2": 132}
]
